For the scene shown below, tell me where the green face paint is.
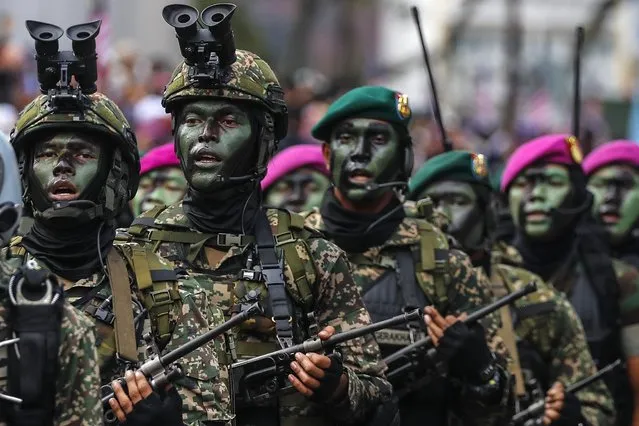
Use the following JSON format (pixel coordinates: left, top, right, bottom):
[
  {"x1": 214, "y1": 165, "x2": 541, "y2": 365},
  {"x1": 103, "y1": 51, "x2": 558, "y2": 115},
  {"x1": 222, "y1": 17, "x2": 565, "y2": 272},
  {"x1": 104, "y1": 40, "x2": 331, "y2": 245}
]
[
  {"x1": 264, "y1": 167, "x2": 331, "y2": 213},
  {"x1": 508, "y1": 164, "x2": 572, "y2": 240},
  {"x1": 588, "y1": 164, "x2": 639, "y2": 244},
  {"x1": 329, "y1": 118, "x2": 402, "y2": 202},
  {"x1": 32, "y1": 132, "x2": 102, "y2": 203},
  {"x1": 132, "y1": 167, "x2": 187, "y2": 215},
  {"x1": 420, "y1": 180, "x2": 485, "y2": 249},
  {"x1": 175, "y1": 100, "x2": 254, "y2": 191}
]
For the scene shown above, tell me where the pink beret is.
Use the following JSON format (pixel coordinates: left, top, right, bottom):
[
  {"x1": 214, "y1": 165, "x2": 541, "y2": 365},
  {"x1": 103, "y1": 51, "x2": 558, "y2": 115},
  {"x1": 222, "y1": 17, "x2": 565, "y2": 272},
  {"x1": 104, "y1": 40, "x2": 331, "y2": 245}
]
[
  {"x1": 501, "y1": 134, "x2": 582, "y2": 192},
  {"x1": 261, "y1": 144, "x2": 329, "y2": 190},
  {"x1": 139, "y1": 142, "x2": 180, "y2": 176},
  {"x1": 582, "y1": 140, "x2": 639, "y2": 176}
]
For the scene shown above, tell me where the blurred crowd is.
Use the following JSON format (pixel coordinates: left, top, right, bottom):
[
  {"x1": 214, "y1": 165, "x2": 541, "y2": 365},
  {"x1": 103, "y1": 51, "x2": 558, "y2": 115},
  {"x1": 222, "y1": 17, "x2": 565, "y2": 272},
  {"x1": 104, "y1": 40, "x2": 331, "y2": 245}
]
[{"x1": 0, "y1": 13, "x2": 614, "y2": 177}]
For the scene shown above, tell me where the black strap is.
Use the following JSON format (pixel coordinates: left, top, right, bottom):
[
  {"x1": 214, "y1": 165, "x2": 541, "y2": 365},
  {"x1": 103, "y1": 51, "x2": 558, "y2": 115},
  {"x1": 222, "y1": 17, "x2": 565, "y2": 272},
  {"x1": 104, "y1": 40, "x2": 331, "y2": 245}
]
[
  {"x1": 396, "y1": 249, "x2": 421, "y2": 310},
  {"x1": 6, "y1": 268, "x2": 63, "y2": 426},
  {"x1": 255, "y1": 211, "x2": 294, "y2": 348},
  {"x1": 70, "y1": 278, "x2": 108, "y2": 308}
]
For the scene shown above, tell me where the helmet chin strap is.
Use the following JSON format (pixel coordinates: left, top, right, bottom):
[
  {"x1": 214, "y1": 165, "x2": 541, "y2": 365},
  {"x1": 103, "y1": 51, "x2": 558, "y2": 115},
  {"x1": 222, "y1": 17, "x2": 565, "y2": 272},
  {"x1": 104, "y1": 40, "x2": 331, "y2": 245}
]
[{"x1": 34, "y1": 200, "x2": 105, "y2": 228}]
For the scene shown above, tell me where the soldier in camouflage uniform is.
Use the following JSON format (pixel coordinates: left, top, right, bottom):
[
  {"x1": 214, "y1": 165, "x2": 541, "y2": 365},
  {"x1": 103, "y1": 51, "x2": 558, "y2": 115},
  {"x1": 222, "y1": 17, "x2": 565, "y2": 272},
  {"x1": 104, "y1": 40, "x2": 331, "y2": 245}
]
[
  {"x1": 501, "y1": 134, "x2": 639, "y2": 426},
  {"x1": 584, "y1": 141, "x2": 639, "y2": 269},
  {"x1": 120, "y1": 11, "x2": 392, "y2": 426},
  {"x1": 409, "y1": 150, "x2": 615, "y2": 425},
  {"x1": 302, "y1": 85, "x2": 513, "y2": 426},
  {"x1": 0, "y1": 130, "x2": 102, "y2": 426},
  {"x1": 3, "y1": 43, "x2": 231, "y2": 424}
]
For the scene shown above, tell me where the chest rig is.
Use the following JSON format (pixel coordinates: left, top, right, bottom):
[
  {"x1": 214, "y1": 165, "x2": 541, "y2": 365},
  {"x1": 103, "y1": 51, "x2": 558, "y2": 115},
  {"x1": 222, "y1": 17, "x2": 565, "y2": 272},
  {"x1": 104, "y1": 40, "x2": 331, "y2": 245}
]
[
  {"x1": 7, "y1": 237, "x2": 181, "y2": 375},
  {"x1": 355, "y1": 220, "x2": 451, "y2": 352},
  {"x1": 124, "y1": 206, "x2": 320, "y2": 354}
]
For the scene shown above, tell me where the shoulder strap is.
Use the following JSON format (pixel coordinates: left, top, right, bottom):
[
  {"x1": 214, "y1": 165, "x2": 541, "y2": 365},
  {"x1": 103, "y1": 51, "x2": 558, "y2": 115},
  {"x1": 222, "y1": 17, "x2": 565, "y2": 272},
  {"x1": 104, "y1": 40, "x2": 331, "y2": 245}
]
[
  {"x1": 106, "y1": 248, "x2": 138, "y2": 363},
  {"x1": 273, "y1": 210, "x2": 316, "y2": 309},
  {"x1": 415, "y1": 221, "x2": 450, "y2": 309},
  {"x1": 256, "y1": 211, "x2": 294, "y2": 348},
  {"x1": 396, "y1": 249, "x2": 421, "y2": 310}
]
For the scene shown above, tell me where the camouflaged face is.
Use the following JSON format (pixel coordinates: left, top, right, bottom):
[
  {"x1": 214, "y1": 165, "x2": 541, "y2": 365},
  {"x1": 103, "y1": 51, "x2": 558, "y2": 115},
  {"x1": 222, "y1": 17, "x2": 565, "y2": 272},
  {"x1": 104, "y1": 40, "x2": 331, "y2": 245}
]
[{"x1": 163, "y1": 50, "x2": 282, "y2": 112}]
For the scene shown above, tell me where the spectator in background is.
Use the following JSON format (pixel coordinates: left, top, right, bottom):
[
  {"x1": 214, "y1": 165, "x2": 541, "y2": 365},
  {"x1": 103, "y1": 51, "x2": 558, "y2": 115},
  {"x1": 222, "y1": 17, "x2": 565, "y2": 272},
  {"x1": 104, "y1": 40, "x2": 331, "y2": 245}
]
[{"x1": 0, "y1": 13, "x2": 23, "y2": 117}]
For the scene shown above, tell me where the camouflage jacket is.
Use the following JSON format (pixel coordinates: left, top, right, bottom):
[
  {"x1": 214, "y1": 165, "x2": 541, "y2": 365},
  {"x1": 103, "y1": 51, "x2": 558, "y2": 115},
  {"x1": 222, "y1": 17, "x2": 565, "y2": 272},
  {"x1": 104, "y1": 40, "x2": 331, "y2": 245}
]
[
  {"x1": 2, "y1": 239, "x2": 231, "y2": 425},
  {"x1": 490, "y1": 243, "x2": 615, "y2": 425},
  {"x1": 304, "y1": 209, "x2": 512, "y2": 425},
  {"x1": 120, "y1": 201, "x2": 392, "y2": 426},
  {"x1": 0, "y1": 282, "x2": 102, "y2": 426}
]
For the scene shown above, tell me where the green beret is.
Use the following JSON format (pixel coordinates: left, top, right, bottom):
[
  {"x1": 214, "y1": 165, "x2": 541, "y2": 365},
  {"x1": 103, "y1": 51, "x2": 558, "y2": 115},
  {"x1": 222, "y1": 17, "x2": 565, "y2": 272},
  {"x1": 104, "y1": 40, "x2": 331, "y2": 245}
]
[
  {"x1": 311, "y1": 86, "x2": 412, "y2": 141},
  {"x1": 408, "y1": 151, "x2": 491, "y2": 199}
]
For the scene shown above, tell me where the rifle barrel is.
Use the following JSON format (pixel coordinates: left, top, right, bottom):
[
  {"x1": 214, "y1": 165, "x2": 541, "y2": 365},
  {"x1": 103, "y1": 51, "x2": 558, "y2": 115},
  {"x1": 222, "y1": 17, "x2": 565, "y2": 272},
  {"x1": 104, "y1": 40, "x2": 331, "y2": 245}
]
[
  {"x1": 384, "y1": 281, "x2": 537, "y2": 365},
  {"x1": 511, "y1": 359, "x2": 621, "y2": 423},
  {"x1": 233, "y1": 309, "x2": 422, "y2": 368},
  {"x1": 161, "y1": 303, "x2": 261, "y2": 366}
]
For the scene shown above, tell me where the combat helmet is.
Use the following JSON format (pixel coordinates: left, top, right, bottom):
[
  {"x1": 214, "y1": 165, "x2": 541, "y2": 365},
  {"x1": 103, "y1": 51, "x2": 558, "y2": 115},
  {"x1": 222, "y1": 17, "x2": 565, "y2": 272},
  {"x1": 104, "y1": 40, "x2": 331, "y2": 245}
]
[
  {"x1": 10, "y1": 19, "x2": 139, "y2": 222},
  {"x1": 162, "y1": 3, "x2": 287, "y2": 185}
]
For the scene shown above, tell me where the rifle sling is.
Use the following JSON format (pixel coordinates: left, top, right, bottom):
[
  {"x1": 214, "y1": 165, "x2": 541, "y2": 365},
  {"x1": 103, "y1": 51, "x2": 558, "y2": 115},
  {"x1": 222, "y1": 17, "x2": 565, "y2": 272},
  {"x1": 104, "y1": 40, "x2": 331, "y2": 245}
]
[
  {"x1": 106, "y1": 248, "x2": 138, "y2": 362},
  {"x1": 255, "y1": 212, "x2": 294, "y2": 349}
]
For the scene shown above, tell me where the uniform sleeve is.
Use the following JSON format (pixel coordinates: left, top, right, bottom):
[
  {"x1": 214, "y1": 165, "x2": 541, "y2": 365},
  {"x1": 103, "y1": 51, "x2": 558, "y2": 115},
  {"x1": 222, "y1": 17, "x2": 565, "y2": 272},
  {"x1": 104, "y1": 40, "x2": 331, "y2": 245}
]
[
  {"x1": 310, "y1": 238, "x2": 394, "y2": 424},
  {"x1": 166, "y1": 278, "x2": 233, "y2": 425},
  {"x1": 544, "y1": 297, "x2": 616, "y2": 426},
  {"x1": 426, "y1": 250, "x2": 512, "y2": 425},
  {"x1": 613, "y1": 260, "x2": 639, "y2": 356},
  {"x1": 55, "y1": 305, "x2": 102, "y2": 426}
]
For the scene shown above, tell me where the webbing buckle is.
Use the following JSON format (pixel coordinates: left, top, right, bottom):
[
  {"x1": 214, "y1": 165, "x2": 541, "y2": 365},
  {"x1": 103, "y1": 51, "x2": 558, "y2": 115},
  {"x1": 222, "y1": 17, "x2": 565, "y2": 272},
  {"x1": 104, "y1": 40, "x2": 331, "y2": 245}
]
[
  {"x1": 149, "y1": 289, "x2": 172, "y2": 307},
  {"x1": 216, "y1": 233, "x2": 245, "y2": 247}
]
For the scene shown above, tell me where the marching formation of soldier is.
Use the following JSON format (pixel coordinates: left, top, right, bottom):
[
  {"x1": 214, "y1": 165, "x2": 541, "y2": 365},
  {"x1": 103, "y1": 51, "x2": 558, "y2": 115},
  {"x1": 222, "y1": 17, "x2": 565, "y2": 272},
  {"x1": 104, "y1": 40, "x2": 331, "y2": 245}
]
[{"x1": 0, "y1": 3, "x2": 638, "y2": 426}]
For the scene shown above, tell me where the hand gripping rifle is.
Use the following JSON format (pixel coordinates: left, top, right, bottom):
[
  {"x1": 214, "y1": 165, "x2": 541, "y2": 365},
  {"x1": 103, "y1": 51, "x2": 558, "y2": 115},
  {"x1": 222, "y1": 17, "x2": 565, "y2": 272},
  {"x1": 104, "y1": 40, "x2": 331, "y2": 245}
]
[
  {"x1": 231, "y1": 308, "x2": 423, "y2": 405},
  {"x1": 101, "y1": 303, "x2": 262, "y2": 423},
  {"x1": 384, "y1": 281, "x2": 538, "y2": 397},
  {"x1": 511, "y1": 358, "x2": 622, "y2": 425}
]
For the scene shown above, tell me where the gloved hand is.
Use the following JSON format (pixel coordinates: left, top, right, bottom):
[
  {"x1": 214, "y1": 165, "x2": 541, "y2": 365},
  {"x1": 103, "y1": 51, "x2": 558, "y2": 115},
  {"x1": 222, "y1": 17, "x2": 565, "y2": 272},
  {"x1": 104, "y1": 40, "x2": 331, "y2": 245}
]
[
  {"x1": 108, "y1": 370, "x2": 184, "y2": 426},
  {"x1": 547, "y1": 387, "x2": 583, "y2": 426},
  {"x1": 425, "y1": 307, "x2": 493, "y2": 382},
  {"x1": 289, "y1": 326, "x2": 347, "y2": 403},
  {"x1": 121, "y1": 387, "x2": 183, "y2": 426}
]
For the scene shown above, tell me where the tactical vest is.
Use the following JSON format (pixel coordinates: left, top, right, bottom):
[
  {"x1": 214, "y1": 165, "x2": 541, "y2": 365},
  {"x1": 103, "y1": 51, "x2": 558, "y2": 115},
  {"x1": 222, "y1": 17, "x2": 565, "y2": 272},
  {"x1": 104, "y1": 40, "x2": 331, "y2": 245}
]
[
  {"x1": 353, "y1": 219, "x2": 452, "y2": 426},
  {"x1": 121, "y1": 206, "x2": 327, "y2": 426},
  {"x1": 7, "y1": 236, "x2": 181, "y2": 373}
]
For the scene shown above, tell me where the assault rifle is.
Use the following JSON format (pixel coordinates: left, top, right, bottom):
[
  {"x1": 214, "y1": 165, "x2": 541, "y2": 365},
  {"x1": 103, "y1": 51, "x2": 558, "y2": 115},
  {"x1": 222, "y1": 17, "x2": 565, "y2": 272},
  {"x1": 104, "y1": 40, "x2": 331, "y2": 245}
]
[
  {"x1": 511, "y1": 359, "x2": 622, "y2": 425},
  {"x1": 231, "y1": 308, "x2": 423, "y2": 405},
  {"x1": 101, "y1": 302, "x2": 262, "y2": 423},
  {"x1": 384, "y1": 281, "x2": 538, "y2": 397}
]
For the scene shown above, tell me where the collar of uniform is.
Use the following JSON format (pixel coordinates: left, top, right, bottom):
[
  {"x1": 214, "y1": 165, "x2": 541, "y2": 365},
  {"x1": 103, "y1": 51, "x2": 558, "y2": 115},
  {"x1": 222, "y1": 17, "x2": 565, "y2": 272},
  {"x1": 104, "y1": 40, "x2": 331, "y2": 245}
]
[
  {"x1": 153, "y1": 201, "x2": 191, "y2": 228},
  {"x1": 491, "y1": 241, "x2": 524, "y2": 267}
]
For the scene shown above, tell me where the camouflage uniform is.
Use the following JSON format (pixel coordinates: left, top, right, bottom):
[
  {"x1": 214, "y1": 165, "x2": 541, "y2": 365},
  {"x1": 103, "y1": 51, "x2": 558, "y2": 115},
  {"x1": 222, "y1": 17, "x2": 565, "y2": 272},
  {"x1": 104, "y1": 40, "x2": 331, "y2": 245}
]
[
  {"x1": 0, "y1": 296, "x2": 102, "y2": 426},
  {"x1": 122, "y1": 48, "x2": 392, "y2": 425},
  {"x1": 8, "y1": 92, "x2": 231, "y2": 425},
  {"x1": 490, "y1": 241, "x2": 615, "y2": 425},
  {"x1": 303, "y1": 210, "x2": 512, "y2": 425}
]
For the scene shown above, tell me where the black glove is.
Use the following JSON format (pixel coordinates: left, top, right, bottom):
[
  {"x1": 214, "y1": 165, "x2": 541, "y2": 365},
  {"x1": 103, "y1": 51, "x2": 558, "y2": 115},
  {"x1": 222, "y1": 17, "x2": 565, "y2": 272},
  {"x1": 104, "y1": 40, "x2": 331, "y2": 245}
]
[
  {"x1": 436, "y1": 321, "x2": 494, "y2": 382},
  {"x1": 309, "y1": 352, "x2": 344, "y2": 403},
  {"x1": 120, "y1": 386, "x2": 184, "y2": 426},
  {"x1": 552, "y1": 392, "x2": 584, "y2": 426}
]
